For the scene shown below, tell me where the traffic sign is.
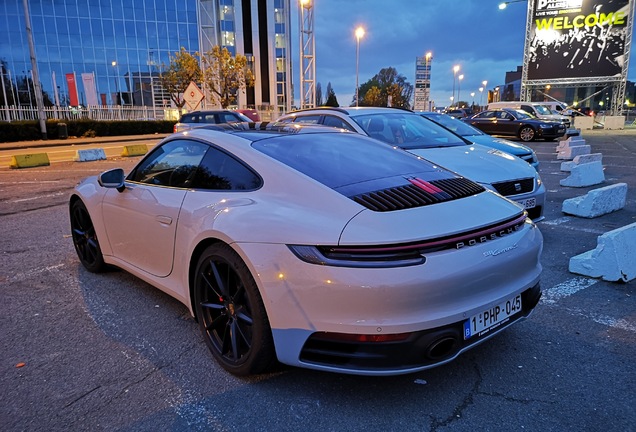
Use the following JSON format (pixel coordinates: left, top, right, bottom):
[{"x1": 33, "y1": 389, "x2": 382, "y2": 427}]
[{"x1": 183, "y1": 82, "x2": 204, "y2": 111}]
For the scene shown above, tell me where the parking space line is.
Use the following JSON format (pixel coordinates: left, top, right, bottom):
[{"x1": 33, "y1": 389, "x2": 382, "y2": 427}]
[
  {"x1": 564, "y1": 307, "x2": 636, "y2": 333},
  {"x1": 11, "y1": 191, "x2": 66, "y2": 203},
  {"x1": 541, "y1": 277, "x2": 598, "y2": 304}
]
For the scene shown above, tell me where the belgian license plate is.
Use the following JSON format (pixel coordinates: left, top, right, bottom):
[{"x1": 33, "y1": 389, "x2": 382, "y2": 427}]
[
  {"x1": 463, "y1": 294, "x2": 522, "y2": 340},
  {"x1": 516, "y1": 197, "x2": 536, "y2": 209}
]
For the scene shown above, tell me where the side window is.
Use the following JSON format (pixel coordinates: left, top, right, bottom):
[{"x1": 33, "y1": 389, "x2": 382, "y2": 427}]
[
  {"x1": 478, "y1": 111, "x2": 495, "y2": 119},
  {"x1": 203, "y1": 114, "x2": 218, "y2": 124},
  {"x1": 220, "y1": 113, "x2": 242, "y2": 123},
  {"x1": 128, "y1": 139, "x2": 208, "y2": 188},
  {"x1": 294, "y1": 115, "x2": 321, "y2": 125},
  {"x1": 323, "y1": 115, "x2": 355, "y2": 131},
  {"x1": 520, "y1": 105, "x2": 534, "y2": 114},
  {"x1": 192, "y1": 146, "x2": 262, "y2": 191}
]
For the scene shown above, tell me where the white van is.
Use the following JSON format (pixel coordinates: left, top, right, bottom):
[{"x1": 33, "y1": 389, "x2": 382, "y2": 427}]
[{"x1": 488, "y1": 101, "x2": 571, "y2": 127}]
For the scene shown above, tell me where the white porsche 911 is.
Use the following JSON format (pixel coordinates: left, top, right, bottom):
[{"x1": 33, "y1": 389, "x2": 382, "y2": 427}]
[{"x1": 70, "y1": 123, "x2": 543, "y2": 376}]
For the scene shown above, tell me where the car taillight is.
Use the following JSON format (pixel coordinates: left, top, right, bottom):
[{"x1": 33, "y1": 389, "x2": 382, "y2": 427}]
[{"x1": 173, "y1": 125, "x2": 177, "y2": 133}]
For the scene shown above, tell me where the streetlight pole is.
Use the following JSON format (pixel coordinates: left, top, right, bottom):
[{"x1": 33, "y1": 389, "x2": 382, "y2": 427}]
[
  {"x1": 112, "y1": 61, "x2": 119, "y2": 105},
  {"x1": 355, "y1": 26, "x2": 365, "y2": 107},
  {"x1": 470, "y1": 92, "x2": 475, "y2": 110},
  {"x1": 458, "y1": 74, "x2": 464, "y2": 107},
  {"x1": 479, "y1": 87, "x2": 484, "y2": 111},
  {"x1": 482, "y1": 80, "x2": 488, "y2": 108},
  {"x1": 452, "y1": 65, "x2": 459, "y2": 108}
]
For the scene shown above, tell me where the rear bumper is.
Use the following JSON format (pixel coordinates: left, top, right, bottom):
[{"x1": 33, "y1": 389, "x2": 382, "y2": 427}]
[{"x1": 295, "y1": 282, "x2": 541, "y2": 375}]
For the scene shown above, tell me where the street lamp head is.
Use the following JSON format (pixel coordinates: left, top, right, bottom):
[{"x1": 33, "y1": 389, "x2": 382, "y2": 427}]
[
  {"x1": 453, "y1": 65, "x2": 460, "y2": 73},
  {"x1": 459, "y1": 74, "x2": 464, "y2": 81},
  {"x1": 482, "y1": 80, "x2": 488, "y2": 87},
  {"x1": 426, "y1": 52, "x2": 432, "y2": 59},
  {"x1": 479, "y1": 87, "x2": 484, "y2": 92},
  {"x1": 499, "y1": 3, "x2": 507, "y2": 9},
  {"x1": 471, "y1": 92, "x2": 475, "y2": 97},
  {"x1": 111, "y1": 61, "x2": 117, "y2": 67},
  {"x1": 300, "y1": 0, "x2": 312, "y2": 8},
  {"x1": 355, "y1": 26, "x2": 365, "y2": 40}
]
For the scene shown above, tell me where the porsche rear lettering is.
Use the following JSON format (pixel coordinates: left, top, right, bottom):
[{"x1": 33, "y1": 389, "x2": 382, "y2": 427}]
[{"x1": 456, "y1": 225, "x2": 521, "y2": 249}]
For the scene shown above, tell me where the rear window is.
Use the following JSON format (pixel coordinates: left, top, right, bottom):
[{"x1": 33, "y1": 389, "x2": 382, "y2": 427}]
[{"x1": 251, "y1": 133, "x2": 437, "y2": 189}]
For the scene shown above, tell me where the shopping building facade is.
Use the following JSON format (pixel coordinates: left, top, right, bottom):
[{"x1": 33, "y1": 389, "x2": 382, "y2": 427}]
[{"x1": 0, "y1": 0, "x2": 292, "y2": 115}]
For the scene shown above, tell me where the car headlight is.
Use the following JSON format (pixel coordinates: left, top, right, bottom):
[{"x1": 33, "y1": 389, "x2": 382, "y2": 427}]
[{"x1": 536, "y1": 175, "x2": 542, "y2": 187}]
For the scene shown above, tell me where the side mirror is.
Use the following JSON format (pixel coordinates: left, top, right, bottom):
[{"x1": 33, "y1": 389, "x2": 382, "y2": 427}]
[{"x1": 98, "y1": 168, "x2": 126, "y2": 192}]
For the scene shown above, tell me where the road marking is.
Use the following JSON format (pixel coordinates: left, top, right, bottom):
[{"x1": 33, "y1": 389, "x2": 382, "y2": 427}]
[
  {"x1": 539, "y1": 217, "x2": 605, "y2": 234},
  {"x1": 565, "y1": 307, "x2": 636, "y2": 333},
  {"x1": 541, "y1": 217, "x2": 572, "y2": 226},
  {"x1": 541, "y1": 277, "x2": 598, "y2": 304},
  {"x1": 10, "y1": 263, "x2": 65, "y2": 282},
  {"x1": 11, "y1": 191, "x2": 66, "y2": 203}
]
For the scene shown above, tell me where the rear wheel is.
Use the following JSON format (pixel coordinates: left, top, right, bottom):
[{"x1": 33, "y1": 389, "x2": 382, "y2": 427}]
[
  {"x1": 518, "y1": 126, "x2": 536, "y2": 142},
  {"x1": 194, "y1": 244, "x2": 275, "y2": 376},
  {"x1": 70, "y1": 200, "x2": 106, "y2": 273}
]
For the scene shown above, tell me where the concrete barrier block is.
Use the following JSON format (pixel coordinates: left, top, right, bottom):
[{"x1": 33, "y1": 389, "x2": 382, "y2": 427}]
[
  {"x1": 560, "y1": 160, "x2": 605, "y2": 187},
  {"x1": 556, "y1": 136, "x2": 585, "y2": 152},
  {"x1": 10, "y1": 153, "x2": 51, "y2": 169},
  {"x1": 562, "y1": 183, "x2": 627, "y2": 217},
  {"x1": 560, "y1": 161, "x2": 576, "y2": 172},
  {"x1": 75, "y1": 148, "x2": 107, "y2": 162},
  {"x1": 602, "y1": 116, "x2": 625, "y2": 130},
  {"x1": 573, "y1": 116, "x2": 594, "y2": 130},
  {"x1": 122, "y1": 144, "x2": 148, "y2": 157},
  {"x1": 569, "y1": 222, "x2": 636, "y2": 282},
  {"x1": 557, "y1": 144, "x2": 591, "y2": 160},
  {"x1": 560, "y1": 153, "x2": 603, "y2": 172}
]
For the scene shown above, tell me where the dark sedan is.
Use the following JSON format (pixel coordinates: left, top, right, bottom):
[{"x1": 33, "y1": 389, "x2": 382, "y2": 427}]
[{"x1": 463, "y1": 108, "x2": 567, "y2": 142}]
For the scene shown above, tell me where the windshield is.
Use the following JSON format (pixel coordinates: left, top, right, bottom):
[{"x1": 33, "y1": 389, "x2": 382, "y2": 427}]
[
  {"x1": 352, "y1": 112, "x2": 467, "y2": 149},
  {"x1": 424, "y1": 113, "x2": 484, "y2": 137},
  {"x1": 534, "y1": 105, "x2": 553, "y2": 115}
]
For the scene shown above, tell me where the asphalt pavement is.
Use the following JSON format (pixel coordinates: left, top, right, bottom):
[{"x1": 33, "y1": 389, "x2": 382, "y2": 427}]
[{"x1": 0, "y1": 133, "x2": 170, "y2": 152}]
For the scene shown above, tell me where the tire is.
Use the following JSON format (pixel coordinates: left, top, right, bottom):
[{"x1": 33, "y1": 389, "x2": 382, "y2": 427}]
[
  {"x1": 70, "y1": 200, "x2": 107, "y2": 273},
  {"x1": 194, "y1": 243, "x2": 275, "y2": 375},
  {"x1": 518, "y1": 126, "x2": 536, "y2": 142}
]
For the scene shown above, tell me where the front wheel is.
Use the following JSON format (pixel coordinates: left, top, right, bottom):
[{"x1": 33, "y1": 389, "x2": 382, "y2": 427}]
[
  {"x1": 518, "y1": 126, "x2": 536, "y2": 142},
  {"x1": 70, "y1": 199, "x2": 106, "y2": 273},
  {"x1": 194, "y1": 244, "x2": 275, "y2": 376}
]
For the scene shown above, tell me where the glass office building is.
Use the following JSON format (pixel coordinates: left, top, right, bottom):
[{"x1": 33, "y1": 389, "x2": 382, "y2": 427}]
[{"x1": 0, "y1": 0, "x2": 292, "y2": 112}]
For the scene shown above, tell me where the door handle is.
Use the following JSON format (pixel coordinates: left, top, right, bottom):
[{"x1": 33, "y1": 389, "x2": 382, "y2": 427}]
[{"x1": 155, "y1": 215, "x2": 173, "y2": 225}]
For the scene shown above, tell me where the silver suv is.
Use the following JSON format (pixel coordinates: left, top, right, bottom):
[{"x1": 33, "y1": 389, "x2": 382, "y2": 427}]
[{"x1": 278, "y1": 107, "x2": 545, "y2": 221}]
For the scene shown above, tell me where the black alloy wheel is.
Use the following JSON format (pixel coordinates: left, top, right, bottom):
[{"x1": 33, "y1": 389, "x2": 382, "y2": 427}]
[
  {"x1": 194, "y1": 244, "x2": 275, "y2": 376},
  {"x1": 70, "y1": 200, "x2": 106, "y2": 273},
  {"x1": 518, "y1": 126, "x2": 536, "y2": 142}
]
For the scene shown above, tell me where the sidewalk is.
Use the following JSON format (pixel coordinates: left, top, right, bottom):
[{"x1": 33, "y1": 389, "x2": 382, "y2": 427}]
[{"x1": 0, "y1": 133, "x2": 170, "y2": 151}]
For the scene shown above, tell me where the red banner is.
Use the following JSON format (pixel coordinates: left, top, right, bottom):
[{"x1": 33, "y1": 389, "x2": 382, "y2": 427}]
[{"x1": 65, "y1": 73, "x2": 79, "y2": 106}]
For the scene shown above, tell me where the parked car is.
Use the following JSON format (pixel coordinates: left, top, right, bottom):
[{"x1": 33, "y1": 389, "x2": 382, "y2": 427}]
[
  {"x1": 464, "y1": 108, "x2": 567, "y2": 142},
  {"x1": 278, "y1": 107, "x2": 546, "y2": 220},
  {"x1": 420, "y1": 111, "x2": 539, "y2": 171},
  {"x1": 236, "y1": 108, "x2": 261, "y2": 121},
  {"x1": 173, "y1": 110, "x2": 251, "y2": 133},
  {"x1": 487, "y1": 101, "x2": 570, "y2": 128},
  {"x1": 69, "y1": 124, "x2": 543, "y2": 376},
  {"x1": 445, "y1": 108, "x2": 473, "y2": 118}
]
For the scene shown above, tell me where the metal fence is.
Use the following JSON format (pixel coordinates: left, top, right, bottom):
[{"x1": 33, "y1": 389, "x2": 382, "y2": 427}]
[
  {"x1": 0, "y1": 104, "x2": 284, "y2": 123},
  {"x1": 0, "y1": 105, "x2": 181, "y2": 122}
]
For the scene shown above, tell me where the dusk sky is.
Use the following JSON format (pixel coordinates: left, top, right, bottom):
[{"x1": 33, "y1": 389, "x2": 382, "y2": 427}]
[{"x1": 289, "y1": 0, "x2": 636, "y2": 108}]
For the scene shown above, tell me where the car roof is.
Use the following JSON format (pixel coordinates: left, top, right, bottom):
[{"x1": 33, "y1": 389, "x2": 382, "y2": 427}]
[
  {"x1": 285, "y1": 106, "x2": 413, "y2": 116},
  {"x1": 183, "y1": 121, "x2": 353, "y2": 141}
]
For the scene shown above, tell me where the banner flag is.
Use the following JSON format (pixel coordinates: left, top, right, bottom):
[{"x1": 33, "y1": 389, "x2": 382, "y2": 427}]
[
  {"x1": 65, "y1": 73, "x2": 79, "y2": 106},
  {"x1": 81, "y1": 72, "x2": 99, "y2": 106}
]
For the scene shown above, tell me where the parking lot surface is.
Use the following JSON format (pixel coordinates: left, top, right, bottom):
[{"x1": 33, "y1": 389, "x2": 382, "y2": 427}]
[{"x1": 0, "y1": 129, "x2": 634, "y2": 431}]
